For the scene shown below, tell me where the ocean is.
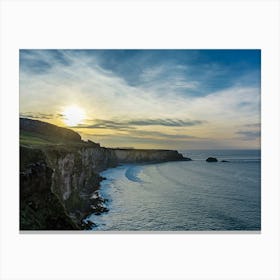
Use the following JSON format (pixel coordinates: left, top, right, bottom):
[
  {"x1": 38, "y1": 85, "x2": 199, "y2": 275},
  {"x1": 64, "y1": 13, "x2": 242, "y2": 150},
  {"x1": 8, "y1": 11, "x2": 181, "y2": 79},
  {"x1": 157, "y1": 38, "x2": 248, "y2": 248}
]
[{"x1": 88, "y1": 149, "x2": 261, "y2": 231}]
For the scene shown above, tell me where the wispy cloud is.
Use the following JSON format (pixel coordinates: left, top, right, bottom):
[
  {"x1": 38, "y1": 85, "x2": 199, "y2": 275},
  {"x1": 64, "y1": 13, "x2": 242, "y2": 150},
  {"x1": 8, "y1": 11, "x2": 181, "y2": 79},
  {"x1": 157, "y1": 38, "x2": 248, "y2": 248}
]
[
  {"x1": 236, "y1": 130, "x2": 260, "y2": 140},
  {"x1": 75, "y1": 118, "x2": 205, "y2": 129},
  {"x1": 20, "y1": 50, "x2": 72, "y2": 74},
  {"x1": 243, "y1": 123, "x2": 260, "y2": 128},
  {"x1": 127, "y1": 118, "x2": 204, "y2": 126},
  {"x1": 127, "y1": 130, "x2": 198, "y2": 140},
  {"x1": 20, "y1": 112, "x2": 64, "y2": 120}
]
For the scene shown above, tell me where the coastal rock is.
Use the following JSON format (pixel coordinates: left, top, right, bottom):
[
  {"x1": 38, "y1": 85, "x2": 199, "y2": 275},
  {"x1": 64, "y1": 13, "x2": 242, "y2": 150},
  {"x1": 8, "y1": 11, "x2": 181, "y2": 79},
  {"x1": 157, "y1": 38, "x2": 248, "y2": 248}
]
[
  {"x1": 221, "y1": 160, "x2": 229, "y2": 162},
  {"x1": 206, "y1": 157, "x2": 218, "y2": 162},
  {"x1": 81, "y1": 220, "x2": 96, "y2": 230},
  {"x1": 182, "y1": 157, "x2": 192, "y2": 161}
]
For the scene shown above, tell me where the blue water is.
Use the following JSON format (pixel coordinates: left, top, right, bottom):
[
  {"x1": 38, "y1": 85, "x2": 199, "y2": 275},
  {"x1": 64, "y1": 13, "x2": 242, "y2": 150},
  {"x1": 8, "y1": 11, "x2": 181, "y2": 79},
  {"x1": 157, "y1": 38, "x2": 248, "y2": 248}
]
[{"x1": 88, "y1": 150, "x2": 261, "y2": 231}]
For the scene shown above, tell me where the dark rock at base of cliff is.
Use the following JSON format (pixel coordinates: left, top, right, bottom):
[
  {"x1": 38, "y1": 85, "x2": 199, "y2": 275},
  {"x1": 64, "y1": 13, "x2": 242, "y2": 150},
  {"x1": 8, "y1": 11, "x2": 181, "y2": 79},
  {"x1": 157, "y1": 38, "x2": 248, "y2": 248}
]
[
  {"x1": 89, "y1": 191, "x2": 109, "y2": 215},
  {"x1": 206, "y1": 157, "x2": 218, "y2": 162},
  {"x1": 182, "y1": 157, "x2": 192, "y2": 161},
  {"x1": 81, "y1": 220, "x2": 96, "y2": 230}
]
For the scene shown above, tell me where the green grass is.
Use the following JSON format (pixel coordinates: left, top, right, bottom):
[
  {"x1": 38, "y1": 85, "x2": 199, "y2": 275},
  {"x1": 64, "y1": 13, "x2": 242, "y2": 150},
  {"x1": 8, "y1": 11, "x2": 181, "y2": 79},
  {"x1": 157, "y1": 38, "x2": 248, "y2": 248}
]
[
  {"x1": 20, "y1": 130, "x2": 92, "y2": 149},
  {"x1": 20, "y1": 131, "x2": 57, "y2": 147}
]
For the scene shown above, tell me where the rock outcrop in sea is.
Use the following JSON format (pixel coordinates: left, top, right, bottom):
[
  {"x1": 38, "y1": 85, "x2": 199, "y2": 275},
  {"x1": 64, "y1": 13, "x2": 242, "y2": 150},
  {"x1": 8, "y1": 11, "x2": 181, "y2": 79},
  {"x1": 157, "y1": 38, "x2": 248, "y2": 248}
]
[
  {"x1": 20, "y1": 118, "x2": 190, "y2": 230},
  {"x1": 206, "y1": 157, "x2": 218, "y2": 162}
]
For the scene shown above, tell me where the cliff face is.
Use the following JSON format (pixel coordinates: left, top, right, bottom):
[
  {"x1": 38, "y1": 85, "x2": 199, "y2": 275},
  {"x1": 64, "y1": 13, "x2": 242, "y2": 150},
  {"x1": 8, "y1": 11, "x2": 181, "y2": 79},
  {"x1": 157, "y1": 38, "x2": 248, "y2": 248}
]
[
  {"x1": 20, "y1": 147, "x2": 79, "y2": 230},
  {"x1": 20, "y1": 118, "x2": 188, "y2": 230},
  {"x1": 44, "y1": 147, "x2": 118, "y2": 226}
]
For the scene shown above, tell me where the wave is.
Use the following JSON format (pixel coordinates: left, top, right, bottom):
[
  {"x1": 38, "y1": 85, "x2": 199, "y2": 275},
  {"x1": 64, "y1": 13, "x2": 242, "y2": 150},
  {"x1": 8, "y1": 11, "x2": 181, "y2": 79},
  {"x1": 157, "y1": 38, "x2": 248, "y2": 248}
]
[{"x1": 124, "y1": 165, "x2": 143, "y2": 183}]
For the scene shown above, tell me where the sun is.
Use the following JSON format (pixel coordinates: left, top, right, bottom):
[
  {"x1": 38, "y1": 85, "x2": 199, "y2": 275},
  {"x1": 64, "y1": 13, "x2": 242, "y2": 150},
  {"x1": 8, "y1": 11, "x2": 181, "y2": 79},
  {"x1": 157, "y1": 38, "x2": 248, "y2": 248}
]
[{"x1": 63, "y1": 105, "x2": 85, "y2": 126}]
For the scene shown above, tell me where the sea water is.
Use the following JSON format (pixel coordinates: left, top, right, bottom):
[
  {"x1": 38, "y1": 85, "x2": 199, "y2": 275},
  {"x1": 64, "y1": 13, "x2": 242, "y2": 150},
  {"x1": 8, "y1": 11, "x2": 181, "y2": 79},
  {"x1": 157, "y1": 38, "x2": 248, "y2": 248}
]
[{"x1": 88, "y1": 150, "x2": 261, "y2": 231}]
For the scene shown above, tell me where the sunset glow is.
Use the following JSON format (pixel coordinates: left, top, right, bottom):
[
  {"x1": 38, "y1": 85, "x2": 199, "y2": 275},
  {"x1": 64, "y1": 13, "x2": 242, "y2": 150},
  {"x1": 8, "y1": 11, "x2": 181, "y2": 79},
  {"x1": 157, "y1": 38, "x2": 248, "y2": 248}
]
[{"x1": 63, "y1": 106, "x2": 85, "y2": 126}]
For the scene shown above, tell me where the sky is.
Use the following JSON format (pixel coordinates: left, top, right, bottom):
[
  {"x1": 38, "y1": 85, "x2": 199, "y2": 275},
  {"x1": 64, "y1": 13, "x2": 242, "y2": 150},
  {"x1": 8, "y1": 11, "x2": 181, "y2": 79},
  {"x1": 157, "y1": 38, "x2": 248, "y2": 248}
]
[{"x1": 19, "y1": 49, "x2": 261, "y2": 149}]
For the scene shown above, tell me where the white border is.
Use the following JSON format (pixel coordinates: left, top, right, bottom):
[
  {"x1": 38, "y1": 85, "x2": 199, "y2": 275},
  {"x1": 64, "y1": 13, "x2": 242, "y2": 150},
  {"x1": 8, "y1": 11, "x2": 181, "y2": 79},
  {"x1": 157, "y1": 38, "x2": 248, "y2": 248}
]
[{"x1": 1, "y1": 1, "x2": 280, "y2": 280}]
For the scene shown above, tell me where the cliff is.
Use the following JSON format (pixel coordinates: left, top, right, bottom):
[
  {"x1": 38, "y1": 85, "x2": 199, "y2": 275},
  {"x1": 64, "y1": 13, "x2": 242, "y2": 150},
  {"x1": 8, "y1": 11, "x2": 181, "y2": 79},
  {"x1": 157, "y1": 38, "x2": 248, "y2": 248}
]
[
  {"x1": 20, "y1": 118, "x2": 189, "y2": 230},
  {"x1": 112, "y1": 148, "x2": 185, "y2": 163}
]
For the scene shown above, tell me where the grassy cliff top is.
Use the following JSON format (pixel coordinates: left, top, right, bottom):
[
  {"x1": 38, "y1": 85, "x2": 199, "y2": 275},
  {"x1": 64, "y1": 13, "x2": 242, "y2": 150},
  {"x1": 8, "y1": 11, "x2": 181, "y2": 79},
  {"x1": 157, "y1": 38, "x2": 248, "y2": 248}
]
[{"x1": 20, "y1": 118, "x2": 100, "y2": 149}]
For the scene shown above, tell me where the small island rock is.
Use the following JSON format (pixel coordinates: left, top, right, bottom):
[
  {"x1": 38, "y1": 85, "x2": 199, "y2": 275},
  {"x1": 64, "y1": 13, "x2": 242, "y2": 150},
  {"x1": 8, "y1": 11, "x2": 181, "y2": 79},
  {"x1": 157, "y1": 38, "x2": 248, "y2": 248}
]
[{"x1": 206, "y1": 157, "x2": 218, "y2": 162}]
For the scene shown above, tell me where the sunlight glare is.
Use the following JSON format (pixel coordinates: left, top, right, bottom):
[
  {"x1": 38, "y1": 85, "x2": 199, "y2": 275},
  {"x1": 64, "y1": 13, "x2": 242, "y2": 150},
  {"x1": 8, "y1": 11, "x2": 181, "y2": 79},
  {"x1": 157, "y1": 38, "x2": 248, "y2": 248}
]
[{"x1": 63, "y1": 106, "x2": 85, "y2": 126}]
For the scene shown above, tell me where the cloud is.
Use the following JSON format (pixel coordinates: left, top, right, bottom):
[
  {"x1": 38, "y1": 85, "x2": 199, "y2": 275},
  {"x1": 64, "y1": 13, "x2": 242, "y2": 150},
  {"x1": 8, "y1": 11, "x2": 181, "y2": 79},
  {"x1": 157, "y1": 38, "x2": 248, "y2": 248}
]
[
  {"x1": 236, "y1": 130, "x2": 260, "y2": 140},
  {"x1": 20, "y1": 112, "x2": 64, "y2": 120},
  {"x1": 20, "y1": 50, "x2": 72, "y2": 74},
  {"x1": 127, "y1": 130, "x2": 198, "y2": 140},
  {"x1": 75, "y1": 118, "x2": 205, "y2": 129},
  {"x1": 127, "y1": 119, "x2": 204, "y2": 126},
  {"x1": 138, "y1": 64, "x2": 200, "y2": 96},
  {"x1": 75, "y1": 120, "x2": 134, "y2": 131},
  {"x1": 243, "y1": 123, "x2": 260, "y2": 128}
]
